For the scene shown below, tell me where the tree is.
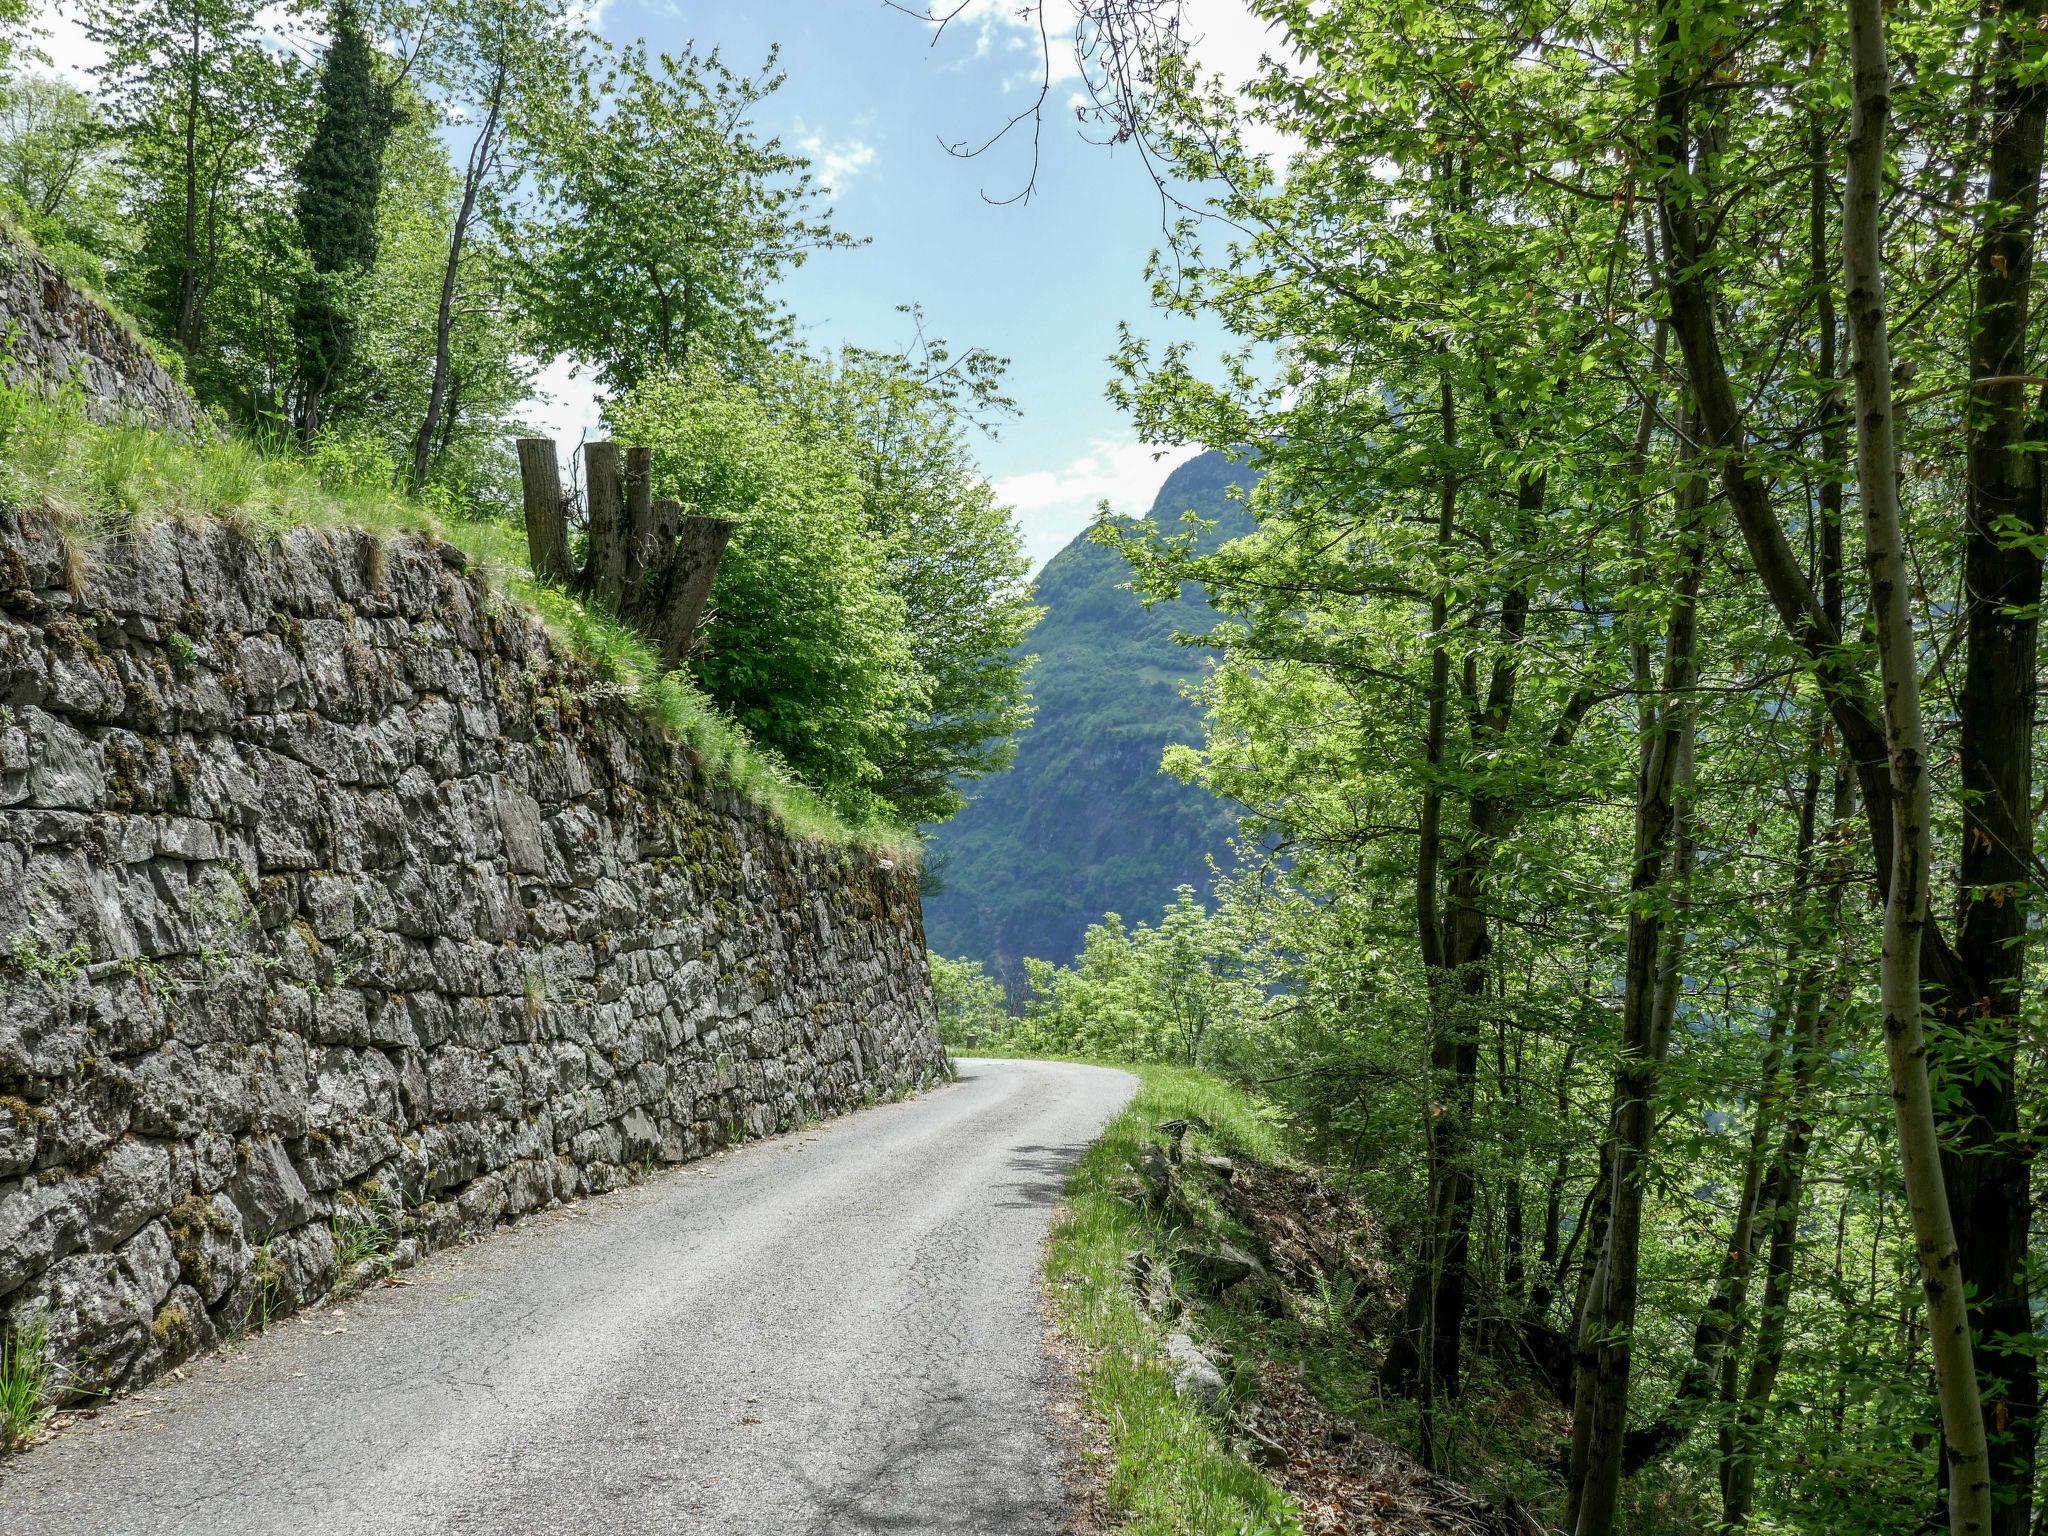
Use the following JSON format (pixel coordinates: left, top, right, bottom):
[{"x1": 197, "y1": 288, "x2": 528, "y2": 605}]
[
  {"x1": 0, "y1": 75, "x2": 127, "y2": 275},
  {"x1": 951, "y1": 0, "x2": 2048, "y2": 1527},
  {"x1": 518, "y1": 38, "x2": 854, "y2": 397},
  {"x1": 609, "y1": 366, "x2": 919, "y2": 821},
  {"x1": 291, "y1": 0, "x2": 395, "y2": 439},
  {"x1": 81, "y1": 0, "x2": 304, "y2": 365},
  {"x1": 404, "y1": 0, "x2": 562, "y2": 490},
  {"x1": 771, "y1": 341, "x2": 1039, "y2": 824},
  {"x1": 929, "y1": 953, "x2": 1011, "y2": 1049}
]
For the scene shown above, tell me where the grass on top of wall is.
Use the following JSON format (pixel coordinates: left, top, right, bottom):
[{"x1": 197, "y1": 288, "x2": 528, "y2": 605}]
[{"x1": 0, "y1": 379, "x2": 913, "y2": 856}]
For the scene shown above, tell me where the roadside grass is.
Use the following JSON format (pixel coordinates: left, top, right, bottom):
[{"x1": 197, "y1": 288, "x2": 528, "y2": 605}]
[
  {"x1": 1045, "y1": 1063, "x2": 1302, "y2": 1536},
  {"x1": 0, "y1": 380, "x2": 910, "y2": 855},
  {"x1": 0, "y1": 1313, "x2": 54, "y2": 1451}
]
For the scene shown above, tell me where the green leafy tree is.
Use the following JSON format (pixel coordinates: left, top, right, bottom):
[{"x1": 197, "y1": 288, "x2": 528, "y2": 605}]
[
  {"x1": 928, "y1": 953, "x2": 1011, "y2": 1049},
  {"x1": 401, "y1": 0, "x2": 566, "y2": 489},
  {"x1": 771, "y1": 341, "x2": 1039, "y2": 824},
  {"x1": 291, "y1": 0, "x2": 395, "y2": 438},
  {"x1": 927, "y1": 1, "x2": 2048, "y2": 1529},
  {"x1": 518, "y1": 37, "x2": 854, "y2": 396},
  {"x1": 318, "y1": 83, "x2": 532, "y2": 497},
  {"x1": 81, "y1": 0, "x2": 307, "y2": 374},
  {"x1": 0, "y1": 0, "x2": 31, "y2": 83},
  {"x1": 610, "y1": 366, "x2": 918, "y2": 821},
  {"x1": 0, "y1": 75, "x2": 128, "y2": 278}
]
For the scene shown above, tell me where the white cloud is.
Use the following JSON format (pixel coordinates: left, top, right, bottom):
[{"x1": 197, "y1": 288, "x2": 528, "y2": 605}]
[
  {"x1": 795, "y1": 125, "x2": 878, "y2": 197},
  {"x1": 938, "y1": 0, "x2": 1083, "y2": 86},
  {"x1": 28, "y1": 2, "x2": 102, "y2": 87},
  {"x1": 525, "y1": 356, "x2": 605, "y2": 461},
  {"x1": 951, "y1": 0, "x2": 1299, "y2": 166},
  {"x1": 994, "y1": 438, "x2": 1203, "y2": 573},
  {"x1": 28, "y1": 0, "x2": 328, "y2": 87}
]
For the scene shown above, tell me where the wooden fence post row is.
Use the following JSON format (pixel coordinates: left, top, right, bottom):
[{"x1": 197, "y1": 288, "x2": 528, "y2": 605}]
[{"x1": 514, "y1": 437, "x2": 735, "y2": 669}]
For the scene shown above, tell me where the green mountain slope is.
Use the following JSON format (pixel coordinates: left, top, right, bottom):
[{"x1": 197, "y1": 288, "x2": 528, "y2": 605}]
[{"x1": 923, "y1": 449, "x2": 1254, "y2": 981}]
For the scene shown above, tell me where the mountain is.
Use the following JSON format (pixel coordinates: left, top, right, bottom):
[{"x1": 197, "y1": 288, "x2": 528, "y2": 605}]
[{"x1": 922, "y1": 449, "x2": 1256, "y2": 983}]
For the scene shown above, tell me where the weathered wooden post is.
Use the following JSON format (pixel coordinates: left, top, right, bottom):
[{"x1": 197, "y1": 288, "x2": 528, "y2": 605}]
[
  {"x1": 622, "y1": 444, "x2": 656, "y2": 616},
  {"x1": 515, "y1": 437, "x2": 575, "y2": 584},
  {"x1": 513, "y1": 435, "x2": 735, "y2": 669},
  {"x1": 584, "y1": 440, "x2": 628, "y2": 609},
  {"x1": 656, "y1": 505, "x2": 735, "y2": 667}
]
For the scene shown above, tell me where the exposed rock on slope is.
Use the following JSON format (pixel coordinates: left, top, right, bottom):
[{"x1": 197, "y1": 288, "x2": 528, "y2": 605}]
[
  {"x1": 923, "y1": 450, "x2": 1254, "y2": 982},
  {"x1": 0, "y1": 227, "x2": 200, "y2": 435}
]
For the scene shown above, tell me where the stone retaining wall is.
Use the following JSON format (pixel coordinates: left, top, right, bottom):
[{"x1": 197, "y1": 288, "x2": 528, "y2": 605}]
[{"x1": 0, "y1": 509, "x2": 947, "y2": 1404}]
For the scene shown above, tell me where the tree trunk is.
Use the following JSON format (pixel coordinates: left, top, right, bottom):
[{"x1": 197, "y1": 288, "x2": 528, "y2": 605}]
[
  {"x1": 584, "y1": 440, "x2": 629, "y2": 609},
  {"x1": 1845, "y1": 2, "x2": 1994, "y2": 1527},
  {"x1": 176, "y1": 7, "x2": 203, "y2": 353},
  {"x1": 1946, "y1": 7, "x2": 2047, "y2": 1527},
  {"x1": 620, "y1": 445, "x2": 657, "y2": 619},
  {"x1": 411, "y1": 59, "x2": 506, "y2": 493},
  {"x1": 514, "y1": 440, "x2": 731, "y2": 668},
  {"x1": 1567, "y1": 426, "x2": 1705, "y2": 1536},
  {"x1": 516, "y1": 438, "x2": 576, "y2": 584},
  {"x1": 654, "y1": 510, "x2": 734, "y2": 668}
]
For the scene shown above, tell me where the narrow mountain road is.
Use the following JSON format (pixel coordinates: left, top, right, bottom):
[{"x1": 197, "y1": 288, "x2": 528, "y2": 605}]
[{"x1": 0, "y1": 1058, "x2": 1135, "y2": 1536}]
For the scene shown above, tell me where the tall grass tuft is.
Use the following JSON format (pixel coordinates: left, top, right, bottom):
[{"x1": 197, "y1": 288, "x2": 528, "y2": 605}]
[{"x1": 0, "y1": 1313, "x2": 53, "y2": 1451}]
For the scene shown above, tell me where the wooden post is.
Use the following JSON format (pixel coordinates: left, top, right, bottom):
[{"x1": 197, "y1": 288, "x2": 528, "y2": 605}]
[
  {"x1": 585, "y1": 441, "x2": 628, "y2": 610},
  {"x1": 657, "y1": 508, "x2": 735, "y2": 668},
  {"x1": 515, "y1": 437, "x2": 575, "y2": 585},
  {"x1": 622, "y1": 444, "x2": 656, "y2": 620}
]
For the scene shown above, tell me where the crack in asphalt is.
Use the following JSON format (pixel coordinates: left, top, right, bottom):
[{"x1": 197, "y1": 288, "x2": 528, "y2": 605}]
[{"x1": 0, "y1": 1059, "x2": 1134, "y2": 1536}]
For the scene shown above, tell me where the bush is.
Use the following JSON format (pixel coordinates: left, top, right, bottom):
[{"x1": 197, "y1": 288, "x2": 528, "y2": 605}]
[
  {"x1": 929, "y1": 952, "x2": 1011, "y2": 1049},
  {"x1": 611, "y1": 367, "x2": 918, "y2": 824}
]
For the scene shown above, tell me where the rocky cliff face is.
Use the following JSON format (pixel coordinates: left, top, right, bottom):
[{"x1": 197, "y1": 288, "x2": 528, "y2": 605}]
[
  {"x1": 0, "y1": 509, "x2": 947, "y2": 1405},
  {"x1": 0, "y1": 229, "x2": 200, "y2": 434},
  {"x1": 923, "y1": 450, "x2": 1254, "y2": 984}
]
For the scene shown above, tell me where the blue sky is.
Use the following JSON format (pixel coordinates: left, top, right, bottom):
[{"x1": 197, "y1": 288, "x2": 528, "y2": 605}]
[
  {"x1": 35, "y1": 0, "x2": 1284, "y2": 569},
  {"x1": 540, "y1": 0, "x2": 1261, "y2": 568}
]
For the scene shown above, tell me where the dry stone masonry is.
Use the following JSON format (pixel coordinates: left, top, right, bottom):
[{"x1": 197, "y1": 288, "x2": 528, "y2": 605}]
[
  {"x1": 0, "y1": 231, "x2": 200, "y2": 435},
  {"x1": 0, "y1": 509, "x2": 948, "y2": 1406}
]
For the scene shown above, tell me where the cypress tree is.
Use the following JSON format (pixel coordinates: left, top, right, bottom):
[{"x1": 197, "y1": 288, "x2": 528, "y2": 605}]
[{"x1": 291, "y1": 0, "x2": 392, "y2": 439}]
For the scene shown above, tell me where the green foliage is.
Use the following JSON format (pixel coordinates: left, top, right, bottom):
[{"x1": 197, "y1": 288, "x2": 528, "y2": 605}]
[
  {"x1": 610, "y1": 365, "x2": 917, "y2": 822},
  {"x1": 517, "y1": 37, "x2": 853, "y2": 395},
  {"x1": 769, "y1": 341, "x2": 1040, "y2": 823},
  {"x1": 1003, "y1": 887, "x2": 1265, "y2": 1070},
  {"x1": 610, "y1": 350, "x2": 1036, "y2": 828},
  {"x1": 967, "y1": 2, "x2": 2048, "y2": 1525},
  {"x1": 80, "y1": 0, "x2": 309, "y2": 419},
  {"x1": 291, "y1": 0, "x2": 396, "y2": 431},
  {"x1": 330, "y1": 1183, "x2": 402, "y2": 1274},
  {"x1": 927, "y1": 952, "x2": 1009, "y2": 1049},
  {"x1": 322, "y1": 88, "x2": 532, "y2": 500},
  {"x1": 0, "y1": 0, "x2": 28, "y2": 83},
  {"x1": 0, "y1": 1312, "x2": 53, "y2": 1451},
  {"x1": 0, "y1": 76, "x2": 126, "y2": 283}
]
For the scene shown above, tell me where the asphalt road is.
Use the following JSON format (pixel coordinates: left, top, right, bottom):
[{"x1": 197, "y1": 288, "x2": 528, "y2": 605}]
[{"x1": 0, "y1": 1057, "x2": 1136, "y2": 1536}]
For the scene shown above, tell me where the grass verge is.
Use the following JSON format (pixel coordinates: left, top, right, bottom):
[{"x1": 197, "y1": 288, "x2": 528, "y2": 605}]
[
  {"x1": 0, "y1": 380, "x2": 910, "y2": 854},
  {"x1": 1045, "y1": 1064, "x2": 1302, "y2": 1535}
]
